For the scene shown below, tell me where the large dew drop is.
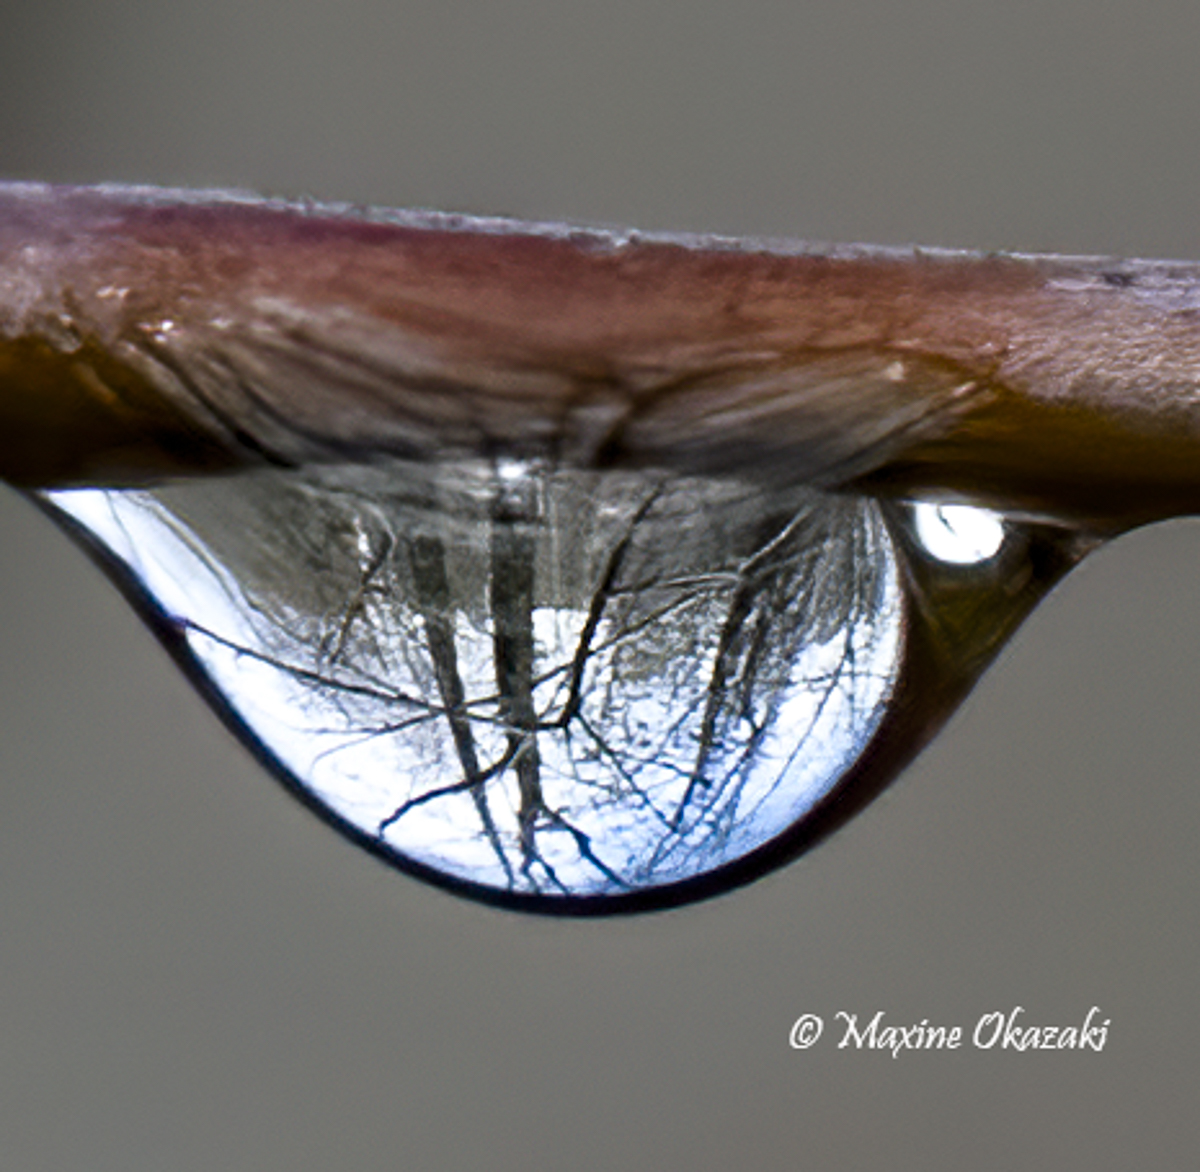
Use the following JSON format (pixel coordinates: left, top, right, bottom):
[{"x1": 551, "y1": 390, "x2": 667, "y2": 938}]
[{"x1": 40, "y1": 460, "x2": 906, "y2": 908}]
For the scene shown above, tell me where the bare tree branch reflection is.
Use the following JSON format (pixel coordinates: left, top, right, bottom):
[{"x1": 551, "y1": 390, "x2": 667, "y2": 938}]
[{"x1": 43, "y1": 458, "x2": 903, "y2": 897}]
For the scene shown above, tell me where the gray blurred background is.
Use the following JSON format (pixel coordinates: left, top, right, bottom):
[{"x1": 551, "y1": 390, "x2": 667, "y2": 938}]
[{"x1": 1, "y1": 2, "x2": 1198, "y2": 1168}]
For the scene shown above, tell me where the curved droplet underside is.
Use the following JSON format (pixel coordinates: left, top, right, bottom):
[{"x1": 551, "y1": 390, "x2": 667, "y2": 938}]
[{"x1": 39, "y1": 460, "x2": 917, "y2": 908}]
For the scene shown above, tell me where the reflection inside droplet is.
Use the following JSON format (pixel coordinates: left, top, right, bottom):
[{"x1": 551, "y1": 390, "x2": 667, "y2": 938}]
[
  {"x1": 913, "y1": 502, "x2": 1005, "y2": 565},
  {"x1": 41, "y1": 460, "x2": 909, "y2": 906}
]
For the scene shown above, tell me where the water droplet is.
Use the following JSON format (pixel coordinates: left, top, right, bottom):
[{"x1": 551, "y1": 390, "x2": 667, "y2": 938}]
[{"x1": 36, "y1": 462, "x2": 1085, "y2": 911}]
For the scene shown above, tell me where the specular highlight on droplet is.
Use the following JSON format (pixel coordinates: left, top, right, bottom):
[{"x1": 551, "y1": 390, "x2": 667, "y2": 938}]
[
  {"x1": 913, "y1": 501, "x2": 1005, "y2": 564},
  {"x1": 39, "y1": 459, "x2": 906, "y2": 907}
]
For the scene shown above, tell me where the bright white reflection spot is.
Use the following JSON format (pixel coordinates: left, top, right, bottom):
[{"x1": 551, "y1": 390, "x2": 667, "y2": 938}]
[
  {"x1": 913, "y1": 502, "x2": 1005, "y2": 565},
  {"x1": 496, "y1": 458, "x2": 529, "y2": 482}
]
